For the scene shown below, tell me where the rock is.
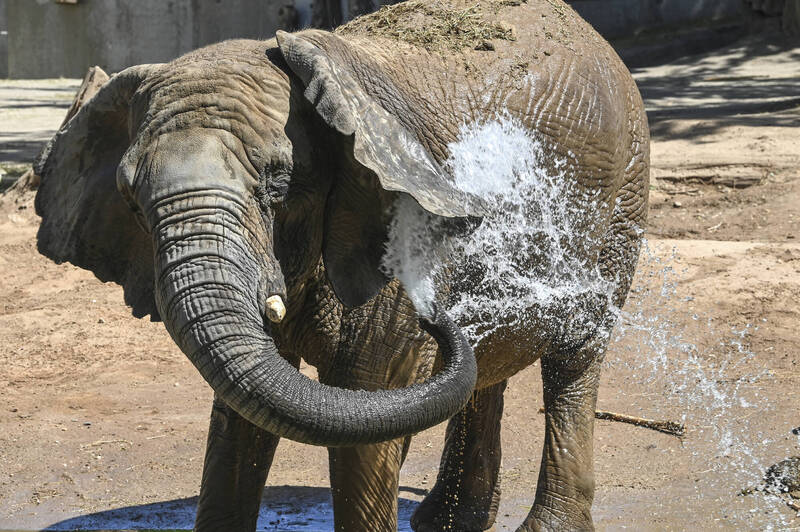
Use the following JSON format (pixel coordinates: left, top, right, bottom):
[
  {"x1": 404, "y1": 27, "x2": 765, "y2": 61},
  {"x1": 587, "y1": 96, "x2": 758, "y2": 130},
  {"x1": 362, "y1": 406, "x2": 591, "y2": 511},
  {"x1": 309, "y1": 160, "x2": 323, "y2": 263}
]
[
  {"x1": 672, "y1": 201, "x2": 683, "y2": 208},
  {"x1": 765, "y1": 456, "x2": 800, "y2": 492}
]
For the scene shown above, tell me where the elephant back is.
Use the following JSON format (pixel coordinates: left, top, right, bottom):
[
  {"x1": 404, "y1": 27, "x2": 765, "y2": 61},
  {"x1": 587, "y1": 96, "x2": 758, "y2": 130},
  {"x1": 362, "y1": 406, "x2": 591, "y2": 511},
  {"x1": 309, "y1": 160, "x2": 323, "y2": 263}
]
[{"x1": 334, "y1": 0, "x2": 642, "y2": 192}]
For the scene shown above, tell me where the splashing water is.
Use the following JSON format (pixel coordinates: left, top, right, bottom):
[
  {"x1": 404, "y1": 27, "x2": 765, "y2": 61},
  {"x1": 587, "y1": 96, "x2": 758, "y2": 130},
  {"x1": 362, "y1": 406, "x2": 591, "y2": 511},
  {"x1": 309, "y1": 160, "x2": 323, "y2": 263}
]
[
  {"x1": 383, "y1": 116, "x2": 614, "y2": 345},
  {"x1": 605, "y1": 242, "x2": 798, "y2": 529},
  {"x1": 383, "y1": 116, "x2": 798, "y2": 528}
]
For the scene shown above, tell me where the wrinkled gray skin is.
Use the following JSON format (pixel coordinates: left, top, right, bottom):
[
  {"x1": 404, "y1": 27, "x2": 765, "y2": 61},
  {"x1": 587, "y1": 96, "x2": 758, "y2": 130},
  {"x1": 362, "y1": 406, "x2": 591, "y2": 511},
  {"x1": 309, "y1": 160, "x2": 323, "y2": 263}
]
[{"x1": 34, "y1": 0, "x2": 649, "y2": 530}]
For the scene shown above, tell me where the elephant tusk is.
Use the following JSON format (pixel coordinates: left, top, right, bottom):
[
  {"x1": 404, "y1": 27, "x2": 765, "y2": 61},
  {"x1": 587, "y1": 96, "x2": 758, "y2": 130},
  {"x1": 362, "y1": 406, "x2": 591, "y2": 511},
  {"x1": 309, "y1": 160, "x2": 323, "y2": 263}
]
[{"x1": 265, "y1": 295, "x2": 286, "y2": 323}]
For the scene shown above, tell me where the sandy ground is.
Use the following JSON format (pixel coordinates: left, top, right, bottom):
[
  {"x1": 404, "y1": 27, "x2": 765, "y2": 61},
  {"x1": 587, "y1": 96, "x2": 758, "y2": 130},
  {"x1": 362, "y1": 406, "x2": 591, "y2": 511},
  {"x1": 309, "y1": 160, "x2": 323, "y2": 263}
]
[{"x1": 1, "y1": 34, "x2": 799, "y2": 531}]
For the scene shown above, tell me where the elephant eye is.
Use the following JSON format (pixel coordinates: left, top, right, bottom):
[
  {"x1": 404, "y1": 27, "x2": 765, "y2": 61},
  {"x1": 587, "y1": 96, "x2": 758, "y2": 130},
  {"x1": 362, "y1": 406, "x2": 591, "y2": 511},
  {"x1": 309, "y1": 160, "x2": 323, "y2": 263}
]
[
  {"x1": 267, "y1": 172, "x2": 291, "y2": 204},
  {"x1": 255, "y1": 172, "x2": 291, "y2": 210}
]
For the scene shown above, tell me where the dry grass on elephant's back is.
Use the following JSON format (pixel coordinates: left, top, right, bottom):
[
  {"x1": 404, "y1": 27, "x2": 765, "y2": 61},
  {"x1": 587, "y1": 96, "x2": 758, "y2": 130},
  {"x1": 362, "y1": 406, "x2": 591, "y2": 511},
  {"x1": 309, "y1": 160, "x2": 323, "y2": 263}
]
[
  {"x1": 336, "y1": 0, "x2": 512, "y2": 51},
  {"x1": 335, "y1": 0, "x2": 595, "y2": 52}
]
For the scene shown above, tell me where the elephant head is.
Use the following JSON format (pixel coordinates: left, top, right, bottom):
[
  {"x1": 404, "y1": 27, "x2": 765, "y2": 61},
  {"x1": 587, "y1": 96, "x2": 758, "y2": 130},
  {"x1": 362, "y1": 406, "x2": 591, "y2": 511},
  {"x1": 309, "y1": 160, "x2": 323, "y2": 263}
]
[{"x1": 34, "y1": 32, "x2": 482, "y2": 447}]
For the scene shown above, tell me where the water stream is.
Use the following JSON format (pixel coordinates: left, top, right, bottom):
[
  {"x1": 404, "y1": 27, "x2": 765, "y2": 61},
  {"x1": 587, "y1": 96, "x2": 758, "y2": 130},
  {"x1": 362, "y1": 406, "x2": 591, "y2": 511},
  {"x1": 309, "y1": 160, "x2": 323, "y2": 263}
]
[{"x1": 383, "y1": 116, "x2": 614, "y2": 346}]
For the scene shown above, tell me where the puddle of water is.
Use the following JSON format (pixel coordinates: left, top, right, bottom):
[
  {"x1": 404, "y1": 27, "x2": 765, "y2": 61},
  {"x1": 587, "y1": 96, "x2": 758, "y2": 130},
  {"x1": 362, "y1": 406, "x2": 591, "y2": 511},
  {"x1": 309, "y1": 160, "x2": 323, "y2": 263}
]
[{"x1": 31, "y1": 490, "x2": 419, "y2": 531}]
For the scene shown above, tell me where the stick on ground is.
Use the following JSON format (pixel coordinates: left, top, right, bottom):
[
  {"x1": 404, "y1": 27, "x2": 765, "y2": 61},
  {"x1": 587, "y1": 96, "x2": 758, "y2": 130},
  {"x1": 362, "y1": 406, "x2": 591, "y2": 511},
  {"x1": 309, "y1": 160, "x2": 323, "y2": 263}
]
[{"x1": 538, "y1": 407, "x2": 686, "y2": 438}]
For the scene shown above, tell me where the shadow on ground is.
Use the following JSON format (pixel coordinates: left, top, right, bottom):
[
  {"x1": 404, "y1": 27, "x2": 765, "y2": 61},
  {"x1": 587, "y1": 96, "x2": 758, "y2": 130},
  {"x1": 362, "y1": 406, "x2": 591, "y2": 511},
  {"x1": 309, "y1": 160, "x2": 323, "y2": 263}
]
[
  {"x1": 41, "y1": 486, "x2": 422, "y2": 531},
  {"x1": 634, "y1": 33, "x2": 800, "y2": 138},
  {"x1": 0, "y1": 137, "x2": 50, "y2": 166},
  {"x1": 0, "y1": 79, "x2": 80, "y2": 167}
]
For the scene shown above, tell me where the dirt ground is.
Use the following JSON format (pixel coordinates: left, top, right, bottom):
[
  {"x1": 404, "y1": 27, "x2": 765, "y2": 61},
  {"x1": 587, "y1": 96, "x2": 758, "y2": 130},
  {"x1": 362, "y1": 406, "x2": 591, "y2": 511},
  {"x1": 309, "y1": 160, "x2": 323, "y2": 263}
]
[{"x1": 1, "y1": 34, "x2": 799, "y2": 531}]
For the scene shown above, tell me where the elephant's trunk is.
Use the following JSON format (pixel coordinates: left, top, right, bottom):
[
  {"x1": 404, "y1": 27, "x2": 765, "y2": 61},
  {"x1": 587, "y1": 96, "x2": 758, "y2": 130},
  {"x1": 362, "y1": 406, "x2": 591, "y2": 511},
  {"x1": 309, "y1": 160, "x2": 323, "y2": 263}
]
[{"x1": 152, "y1": 190, "x2": 476, "y2": 446}]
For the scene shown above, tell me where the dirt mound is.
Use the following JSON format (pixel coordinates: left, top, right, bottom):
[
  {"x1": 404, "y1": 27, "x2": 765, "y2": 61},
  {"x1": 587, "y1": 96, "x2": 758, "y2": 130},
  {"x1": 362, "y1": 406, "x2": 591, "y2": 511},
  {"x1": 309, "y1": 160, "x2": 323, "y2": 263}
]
[{"x1": 336, "y1": 0, "x2": 517, "y2": 51}]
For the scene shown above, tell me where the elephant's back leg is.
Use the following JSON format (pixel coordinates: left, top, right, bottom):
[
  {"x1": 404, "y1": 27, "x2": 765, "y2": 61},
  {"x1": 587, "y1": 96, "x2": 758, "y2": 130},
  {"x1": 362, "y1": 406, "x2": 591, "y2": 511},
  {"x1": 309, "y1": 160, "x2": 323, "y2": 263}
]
[{"x1": 521, "y1": 112, "x2": 648, "y2": 531}]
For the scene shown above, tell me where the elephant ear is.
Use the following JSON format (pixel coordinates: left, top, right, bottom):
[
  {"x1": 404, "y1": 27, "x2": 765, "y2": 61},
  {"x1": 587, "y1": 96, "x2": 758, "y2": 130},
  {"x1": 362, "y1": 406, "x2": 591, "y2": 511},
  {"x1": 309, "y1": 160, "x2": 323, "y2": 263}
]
[
  {"x1": 34, "y1": 64, "x2": 161, "y2": 320},
  {"x1": 276, "y1": 30, "x2": 484, "y2": 307}
]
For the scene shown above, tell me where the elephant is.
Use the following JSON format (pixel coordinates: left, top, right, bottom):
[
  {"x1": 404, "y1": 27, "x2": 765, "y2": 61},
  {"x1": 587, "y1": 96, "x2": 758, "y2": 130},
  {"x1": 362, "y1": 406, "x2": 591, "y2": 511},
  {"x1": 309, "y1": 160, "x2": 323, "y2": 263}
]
[{"x1": 33, "y1": 0, "x2": 649, "y2": 530}]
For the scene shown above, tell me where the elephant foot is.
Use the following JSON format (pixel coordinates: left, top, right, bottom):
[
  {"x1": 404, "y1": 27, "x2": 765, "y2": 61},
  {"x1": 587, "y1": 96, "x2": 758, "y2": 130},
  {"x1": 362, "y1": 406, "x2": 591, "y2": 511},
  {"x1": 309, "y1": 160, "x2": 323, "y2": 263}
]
[
  {"x1": 410, "y1": 483, "x2": 500, "y2": 532},
  {"x1": 516, "y1": 507, "x2": 594, "y2": 532}
]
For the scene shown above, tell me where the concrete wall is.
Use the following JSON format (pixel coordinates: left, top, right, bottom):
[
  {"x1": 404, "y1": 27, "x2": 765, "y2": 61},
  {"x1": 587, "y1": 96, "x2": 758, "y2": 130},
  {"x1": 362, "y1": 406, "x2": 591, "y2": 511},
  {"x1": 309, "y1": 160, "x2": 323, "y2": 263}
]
[
  {"x1": 0, "y1": 0, "x2": 8, "y2": 78},
  {"x1": 7, "y1": 0, "x2": 295, "y2": 79},
  {"x1": 3, "y1": 0, "x2": 791, "y2": 78},
  {"x1": 190, "y1": 0, "x2": 296, "y2": 49}
]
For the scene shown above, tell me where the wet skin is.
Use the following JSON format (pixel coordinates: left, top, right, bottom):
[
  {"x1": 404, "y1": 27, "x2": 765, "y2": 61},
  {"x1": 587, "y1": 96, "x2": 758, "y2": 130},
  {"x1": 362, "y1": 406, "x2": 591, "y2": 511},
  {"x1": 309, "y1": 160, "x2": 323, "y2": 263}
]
[{"x1": 33, "y1": 0, "x2": 648, "y2": 530}]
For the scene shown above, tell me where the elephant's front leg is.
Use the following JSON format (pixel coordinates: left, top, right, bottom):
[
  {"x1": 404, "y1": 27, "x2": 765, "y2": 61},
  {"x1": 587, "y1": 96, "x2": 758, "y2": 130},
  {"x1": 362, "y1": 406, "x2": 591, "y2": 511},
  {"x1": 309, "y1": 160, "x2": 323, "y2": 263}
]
[
  {"x1": 520, "y1": 343, "x2": 604, "y2": 532},
  {"x1": 328, "y1": 437, "x2": 407, "y2": 531},
  {"x1": 193, "y1": 346, "x2": 301, "y2": 531},
  {"x1": 194, "y1": 395, "x2": 282, "y2": 531},
  {"x1": 411, "y1": 380, "x2": 506, "y2": 532}
]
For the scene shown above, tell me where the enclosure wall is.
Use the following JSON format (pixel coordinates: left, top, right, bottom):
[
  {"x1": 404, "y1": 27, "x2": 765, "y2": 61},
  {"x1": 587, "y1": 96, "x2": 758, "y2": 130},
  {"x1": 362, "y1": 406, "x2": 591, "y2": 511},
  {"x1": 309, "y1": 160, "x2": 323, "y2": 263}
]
[
  {"x1": 0, "y1": 0, "x2": 8, "y2": 79},
  {"x1": 6, "y1": 0, "x2": 295, "y2": 79}
]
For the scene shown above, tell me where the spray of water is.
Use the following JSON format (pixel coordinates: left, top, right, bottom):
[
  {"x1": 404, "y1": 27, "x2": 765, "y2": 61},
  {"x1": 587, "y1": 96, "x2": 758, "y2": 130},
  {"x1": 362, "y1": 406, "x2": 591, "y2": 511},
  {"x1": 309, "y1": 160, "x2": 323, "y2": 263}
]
[
  {"x1": 382, "y1": 115, "x2": 798, "y2": 528},
  {"x1": 383, "y1": 115, "x2": 614, "y2": 346},
  {"x1": 608, "y1": 243, "x2": 797, "y2": 529}
]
